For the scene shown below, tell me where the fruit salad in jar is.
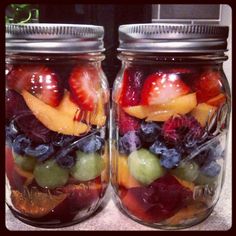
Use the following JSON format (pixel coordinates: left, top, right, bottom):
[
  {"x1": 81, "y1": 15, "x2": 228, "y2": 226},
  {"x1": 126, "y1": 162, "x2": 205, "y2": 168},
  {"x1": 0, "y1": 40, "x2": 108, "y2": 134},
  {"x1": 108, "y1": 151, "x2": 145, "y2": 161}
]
[
  {"x1": 112, "y1": 64, "x2": 230, "y2": 228},
  {"x1": 5, "y1": 62, "x2": 109, "y2": 227}
]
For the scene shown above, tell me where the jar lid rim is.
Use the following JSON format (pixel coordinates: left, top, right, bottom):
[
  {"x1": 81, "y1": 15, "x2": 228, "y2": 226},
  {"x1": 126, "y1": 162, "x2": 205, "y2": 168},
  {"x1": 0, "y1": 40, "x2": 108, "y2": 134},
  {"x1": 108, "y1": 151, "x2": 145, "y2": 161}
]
[
  {"x1": 118, "y1": 23, "x2": 229, "y2": 53},
  {"x1": 6, "y1": 23, "x2": 105, "y2": 53}
]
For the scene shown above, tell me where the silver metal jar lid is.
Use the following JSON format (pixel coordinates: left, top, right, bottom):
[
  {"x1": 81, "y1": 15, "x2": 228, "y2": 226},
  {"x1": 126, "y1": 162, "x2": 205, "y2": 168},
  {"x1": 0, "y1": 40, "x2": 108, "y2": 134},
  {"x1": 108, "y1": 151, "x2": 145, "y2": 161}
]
[
  {"x1": 118, "y1": 23, "x2": 229, "y2": 53},
  {"x1": 6, "y1": 23, "x2": 105, "y2": 54}
]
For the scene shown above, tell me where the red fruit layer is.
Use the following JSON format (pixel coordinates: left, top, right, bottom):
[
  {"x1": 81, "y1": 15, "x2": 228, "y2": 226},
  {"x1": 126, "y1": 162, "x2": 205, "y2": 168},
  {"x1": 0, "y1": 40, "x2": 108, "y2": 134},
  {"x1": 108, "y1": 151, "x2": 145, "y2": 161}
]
[
  {"x1": 118, "y1": 109, "x2": 141, "y2": 135},
  {"x1": 6, "y1": 65, "x2": 63, "y2": 107},
  {"x1": 119, "y1": 67, "x2": 145, "y2": 107},
  {"x1": 141, "y1": 73, "x2": 190, "y2": 105},
  {"x1": 69, "y1": 65, "x2": 100, "y2": 111},
  {"x1": 120, "y1": 174, "x2": 193, "y2": 223},
  {"x1": 193, "y1": 70, "x2": 223, "y2": 103}
]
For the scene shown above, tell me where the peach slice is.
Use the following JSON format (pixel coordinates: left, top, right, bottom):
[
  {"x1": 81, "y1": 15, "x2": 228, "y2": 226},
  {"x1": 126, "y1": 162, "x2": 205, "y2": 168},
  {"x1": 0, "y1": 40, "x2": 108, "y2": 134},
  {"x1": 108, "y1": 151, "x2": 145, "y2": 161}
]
[
  {"x1": 124, "y1": 93, "x2": 197, "y2": 121},
  {"x1": 145, "y1": 110, "x2": 176, "y2": 122},
  {"x1": 118, "y1": 154, "x2": 141, "y2": 188},
  {"x1": 191, "y1": 103, "x2": 217, "y2": 127},
  {"x1": 22, "y1": 90, "x2": 89, "y2": 136},
  {"x1": 123, "y1": 105, "x2": 150, "y2": 119},
  {"x1": 206, "y1": 93, "x2": 226, "y2": 107},
  {"x1": 56, "y1": 90, "x2": 79, "y2": 117},
  {"x1": 152, "y1": 92, "x2": 197, "y2": 114},
  {"x1": 90, "y1": 92, "x2": 106, "y2": 127},
  {"x1": 11, "y1": 190, "x2": 67, "y2": 218}
]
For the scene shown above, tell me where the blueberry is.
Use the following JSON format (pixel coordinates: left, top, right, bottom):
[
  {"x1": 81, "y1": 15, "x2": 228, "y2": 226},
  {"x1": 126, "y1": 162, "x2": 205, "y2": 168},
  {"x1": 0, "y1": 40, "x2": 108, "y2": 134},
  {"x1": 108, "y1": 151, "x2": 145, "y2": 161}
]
[
  {"x1": 119, "y1": 131, "x2": 141, "y2": 155},
  {"x1": 200, "y1": 161, "x2": 221, "y2": 177},
  {"x1": 5, "y1": 122, "x2": 19, "y2": 145},
  {"x1": 160, "y1": 149, "x2": 181, "y2": 169},
  {"x1": 149, "y1": 140, "x2": 168, "y2": 155},
  {"x1": 139, "y1": 122, "x2": 161, "y2": 143},
  {"x1": 208, "y1": 144, "x2": 223, "y2": 161},
  {"x1": 56, "y1": 153, "x2": 75, "y2": 169},
  {"x1": 77, "y1": 135, "x2": 104, "y2": 153},
  {"x1": 12, "y1": 135, "x2": 31, "y2": 155},
  {"x1": 6, "y1": 126, "x2": 14, "y2": 145},
  {"x1": 194, "y1": 142, "x2": 224, "y2": 167},
  {"x1": 24, "y1": 144, "x2": 54, "y2": 161},
  {"x1": 194, "y1": 150, "x2": 209, "y2": 167},
  {"x1": 52, "y1": 134, "x2": 76, "y2": 147}
]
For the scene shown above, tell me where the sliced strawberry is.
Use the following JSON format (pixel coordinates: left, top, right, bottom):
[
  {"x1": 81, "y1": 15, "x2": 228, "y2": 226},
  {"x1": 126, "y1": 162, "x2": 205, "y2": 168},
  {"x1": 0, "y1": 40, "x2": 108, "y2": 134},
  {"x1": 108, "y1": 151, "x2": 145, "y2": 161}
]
[
  {"x1": 118, "y1": 67, "x2": 145, "y2": 107},
  {"x1": 141, "y1": 73, "x2": 190, "y2": 105},
  {"x1": 6, "y1": 65, "x2": 63, "y2": 107},
  {"x1": 68, "y1": 66, "x2": 99, "y2": 111},
  {"x1": 193, "y1": 70, "x2": 223, "y2": 103},
  {"x1": 118, "y1": 109, "x2": 141, "y2": 135}
]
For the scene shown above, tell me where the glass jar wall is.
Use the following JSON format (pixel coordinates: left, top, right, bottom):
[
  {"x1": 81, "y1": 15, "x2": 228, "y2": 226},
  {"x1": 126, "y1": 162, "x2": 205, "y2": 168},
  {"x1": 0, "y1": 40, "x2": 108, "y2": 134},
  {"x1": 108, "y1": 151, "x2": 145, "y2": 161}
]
[
  {"x1": 5, "y1": 24, "x2": 109, "y2": 227},
  {"x1": 111, "y1": 24, "x2": 231, "y2": 229}
]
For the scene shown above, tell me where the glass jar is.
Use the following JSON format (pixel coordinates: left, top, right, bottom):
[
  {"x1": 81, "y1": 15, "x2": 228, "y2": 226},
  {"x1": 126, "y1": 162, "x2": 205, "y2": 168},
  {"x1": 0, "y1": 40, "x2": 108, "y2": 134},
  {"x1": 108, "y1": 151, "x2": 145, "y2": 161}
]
[
  {"x1": 111, "y1": 24, "x2": 231, "y2": 229},
  {"x1": 5, "y1": 24, "x2": 110, "y2": 228}
]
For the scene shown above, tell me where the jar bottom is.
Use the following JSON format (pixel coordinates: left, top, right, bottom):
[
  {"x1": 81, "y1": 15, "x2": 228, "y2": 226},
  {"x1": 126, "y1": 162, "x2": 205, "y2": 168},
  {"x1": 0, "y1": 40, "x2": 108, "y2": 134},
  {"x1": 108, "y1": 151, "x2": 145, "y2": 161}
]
[
  {"x1": 114, "y1": 194, "x2": 215, "y2": 230},
  {"x1": 7, "y1": 200, "x2": 103, "y2": 229}
]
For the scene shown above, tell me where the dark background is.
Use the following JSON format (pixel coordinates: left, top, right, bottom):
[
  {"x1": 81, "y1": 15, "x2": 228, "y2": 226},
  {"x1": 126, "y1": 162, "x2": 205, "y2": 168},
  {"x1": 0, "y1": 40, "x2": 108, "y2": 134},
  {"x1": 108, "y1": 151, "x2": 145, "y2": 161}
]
[{"x1": 39, "y1": 4, "x2": 152, "y2": 87}]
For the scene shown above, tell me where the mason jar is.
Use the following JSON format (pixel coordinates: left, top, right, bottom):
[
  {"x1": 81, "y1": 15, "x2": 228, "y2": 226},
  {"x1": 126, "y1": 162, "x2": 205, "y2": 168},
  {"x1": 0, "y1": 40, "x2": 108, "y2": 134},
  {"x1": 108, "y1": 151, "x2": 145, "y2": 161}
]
[
  {"x1": 111, "y1": 23, "x2": 231, "y2": 229},
  {"x1": 5, "y1": 23, "x2": 110, "y2": 228}
]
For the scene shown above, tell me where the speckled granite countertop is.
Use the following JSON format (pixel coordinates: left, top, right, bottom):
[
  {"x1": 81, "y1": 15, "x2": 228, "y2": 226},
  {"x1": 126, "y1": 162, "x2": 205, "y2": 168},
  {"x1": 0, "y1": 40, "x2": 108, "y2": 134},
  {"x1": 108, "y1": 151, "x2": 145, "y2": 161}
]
[{"x1": 5, "y1": 127, "x2": 232, "y2": 231}]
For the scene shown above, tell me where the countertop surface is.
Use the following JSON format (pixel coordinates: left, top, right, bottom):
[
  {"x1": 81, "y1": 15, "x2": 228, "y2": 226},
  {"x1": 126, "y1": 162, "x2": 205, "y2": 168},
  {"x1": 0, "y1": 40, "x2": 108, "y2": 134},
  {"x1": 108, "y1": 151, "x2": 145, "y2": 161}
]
[{"x1": 5, "y1": 127, "x2": 232, "y2": 231}]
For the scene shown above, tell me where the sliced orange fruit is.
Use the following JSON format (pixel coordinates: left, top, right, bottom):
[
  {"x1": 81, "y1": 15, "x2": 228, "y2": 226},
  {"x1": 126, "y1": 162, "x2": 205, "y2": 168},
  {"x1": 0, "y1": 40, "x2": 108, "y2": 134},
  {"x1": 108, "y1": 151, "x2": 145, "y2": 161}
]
[{"x1": 11, "y1": 190, "x2": 67, "y2": 218}]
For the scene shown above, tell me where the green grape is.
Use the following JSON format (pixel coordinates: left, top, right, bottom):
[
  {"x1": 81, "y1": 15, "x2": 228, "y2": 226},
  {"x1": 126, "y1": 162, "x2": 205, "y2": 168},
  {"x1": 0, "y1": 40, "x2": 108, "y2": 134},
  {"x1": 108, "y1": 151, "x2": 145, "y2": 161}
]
[
  {"x1": 34, "y1": 159, "x2": 69, "y2": 189},
  {"x1": 128, "y1": 149, "x2": 165, "y2": 185},
  {"x1": 171, "y1": 161, "x2": 200, "y2": 182},
  {"x1": 70, "y1": 151, "x2": 105, "y2": 181},
  {"x1": 13, "y1": 152, "x2": 36, "y2": 172}
]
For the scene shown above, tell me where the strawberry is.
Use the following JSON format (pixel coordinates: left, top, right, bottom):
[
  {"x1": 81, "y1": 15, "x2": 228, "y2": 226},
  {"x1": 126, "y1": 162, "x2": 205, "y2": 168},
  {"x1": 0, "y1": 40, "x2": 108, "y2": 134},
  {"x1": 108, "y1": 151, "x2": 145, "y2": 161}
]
[
  {"x1": 141, "y1": 73, "x2": 190, "y2": 105},
  {"x1": 118, "y1": 109, "x2": 140, "y2": 135},
  {"x1": 68, "y1": 65, "x2": 99, "y2": 111},
  {"x1": 118, "y1": 67, "x2": 145, "y2": 107},
  {"x1": 193, "y1": 70, "x2": 223, "y2": 103},
  {"x1": 6, "y1": 65, "x2": 63, "y2": 107}
]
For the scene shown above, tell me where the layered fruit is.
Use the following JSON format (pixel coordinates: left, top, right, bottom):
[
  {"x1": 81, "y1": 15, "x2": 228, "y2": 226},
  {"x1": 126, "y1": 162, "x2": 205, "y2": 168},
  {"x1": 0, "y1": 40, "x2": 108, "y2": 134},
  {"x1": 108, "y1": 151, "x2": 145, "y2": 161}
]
[
  {"x1": 5, "y1": 63, "x2": 109, "y2": 225},
  {"x1": 112, "y1": 65, "x2": 228, "y2": 227}
]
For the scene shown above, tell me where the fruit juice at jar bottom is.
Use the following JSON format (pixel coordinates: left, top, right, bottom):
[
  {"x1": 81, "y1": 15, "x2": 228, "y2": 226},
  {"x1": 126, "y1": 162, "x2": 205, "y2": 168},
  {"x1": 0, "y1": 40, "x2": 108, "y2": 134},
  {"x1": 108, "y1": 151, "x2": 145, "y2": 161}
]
[
  {"x1": 5, "y1": 24, "x2": 109, "y2": 227},
  {"x1": 112, "y1": 58, "x2": 230, "y2": 228}
]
